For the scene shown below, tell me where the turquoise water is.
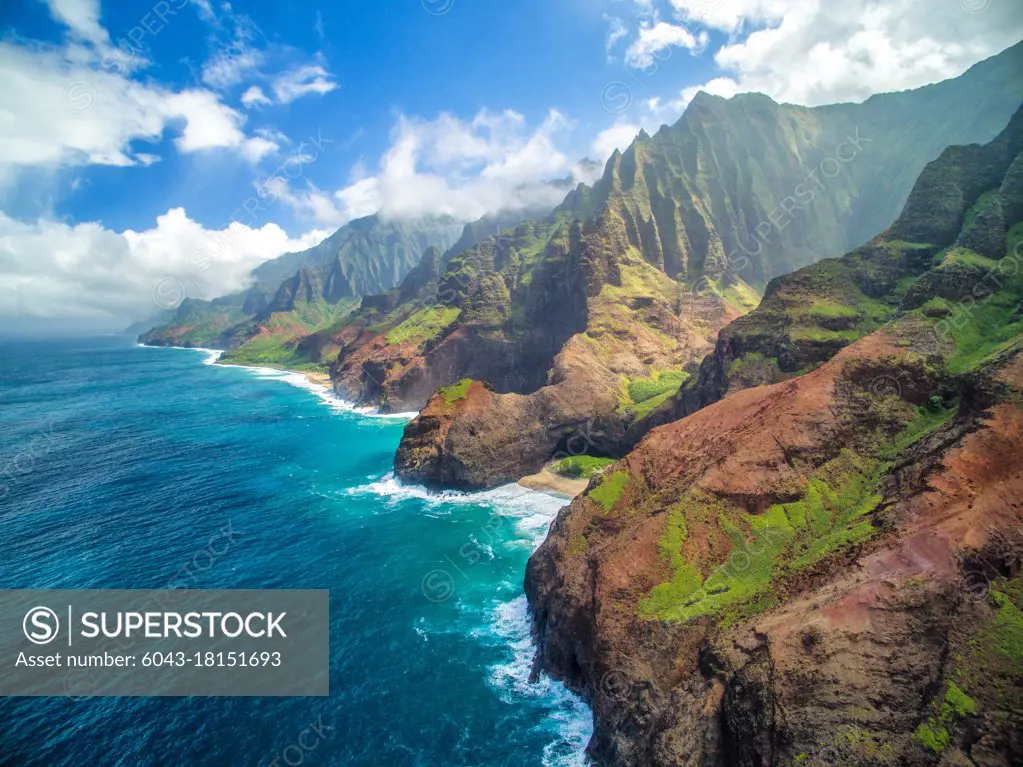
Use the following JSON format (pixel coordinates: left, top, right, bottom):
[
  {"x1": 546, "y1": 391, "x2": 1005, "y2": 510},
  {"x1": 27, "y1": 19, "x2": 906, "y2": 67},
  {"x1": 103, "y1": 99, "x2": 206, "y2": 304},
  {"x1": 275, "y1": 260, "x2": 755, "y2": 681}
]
[{"x1": 0, "y1": 336, "x2": 590, "y2": 767}]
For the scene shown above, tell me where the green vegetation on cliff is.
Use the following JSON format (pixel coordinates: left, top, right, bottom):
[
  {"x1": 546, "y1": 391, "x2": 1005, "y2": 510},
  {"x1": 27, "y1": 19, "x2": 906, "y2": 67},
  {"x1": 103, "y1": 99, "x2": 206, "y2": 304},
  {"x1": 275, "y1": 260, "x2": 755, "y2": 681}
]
[
  {"x1": 218, "y1": 299, "x2": 356, "y2": 372},
  {"x1": 639, "y1": 450, "x2": 883, "y2": 623},
  {"x1": 438, "y1": 378, "x2": 473, "y2": 406},
  {"x1": 639, "y1": 391, "x2": 968, "y2": 625},
  {"x1": 913, "y1": 682, "x2": 977, "y2": 754},
  {"x1": 988, "y1": 580, "x2": 1023, "y2": 670},
  {"x1": 620, "y1": 370, "x2": 691, "y2": 420},
  {"x1": 588, "y1": 470, "x2": 630, "y2": 511},
  {"x1": 386, "y1": 306, "x2": 461, "y2": 345},
  {"x1": 554, "y1": 456, "x2": 615, "y2": 478},
  {"x1": 936, "y1": 224, "x2": 1023, "y2": 375}
]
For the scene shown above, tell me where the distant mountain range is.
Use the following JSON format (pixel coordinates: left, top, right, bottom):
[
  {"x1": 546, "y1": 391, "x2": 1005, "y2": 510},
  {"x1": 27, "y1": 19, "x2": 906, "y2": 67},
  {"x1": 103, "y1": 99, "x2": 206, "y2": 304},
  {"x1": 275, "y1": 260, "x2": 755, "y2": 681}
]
[
  {"x1": 137, "y1": 165, "x2": 601, "y2": 357},
  {"x1": 137, "y1": 214, "x2": 464, "y2": 349}
]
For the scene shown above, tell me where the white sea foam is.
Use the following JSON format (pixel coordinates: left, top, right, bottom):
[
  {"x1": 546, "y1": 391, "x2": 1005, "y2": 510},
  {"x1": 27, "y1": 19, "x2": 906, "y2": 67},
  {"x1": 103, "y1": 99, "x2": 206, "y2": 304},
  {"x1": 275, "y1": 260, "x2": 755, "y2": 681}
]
[
  {"x1": 347, "y1": 473, "x2": 566, "y2": 546},
  {"x1": 362, "y1": 475, "x2": 589, "y2": 765},
  {"x1": 138, "y1": 342, "x2": 223, "y2": 365},
  {"x1": 198, "y1": 348, "x2": 224, "y2": 365},
  {"x1": 146, "y1": 342, "x2": 416, "y2": 421},
  {"x1": 486, "y1": 596, "x2": 593, "y2": 767},
  {"x1": 247, "y1": 368, "x2": 416, "y2": 421}
]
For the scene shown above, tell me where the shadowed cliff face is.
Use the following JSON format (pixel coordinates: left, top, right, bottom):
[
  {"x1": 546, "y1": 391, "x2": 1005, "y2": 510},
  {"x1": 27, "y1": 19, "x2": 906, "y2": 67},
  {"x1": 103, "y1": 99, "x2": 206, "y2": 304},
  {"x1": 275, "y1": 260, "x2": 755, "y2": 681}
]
[
  {"x1": 669, "y1": 102, "x2": 1023, "y2": 426},
  {"x1": 377, "y1": 48, "x2": 1023, "y2": 488},
  {"x1": 525, "y1": 112, "x2": 1023, "y2": 767}
]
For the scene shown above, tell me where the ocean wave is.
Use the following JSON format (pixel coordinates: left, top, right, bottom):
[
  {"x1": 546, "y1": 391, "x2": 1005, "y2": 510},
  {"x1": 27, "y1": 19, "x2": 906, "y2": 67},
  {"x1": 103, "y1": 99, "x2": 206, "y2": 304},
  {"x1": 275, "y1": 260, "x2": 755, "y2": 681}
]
[
  {"x1": 137, "y1": 343, "x2": 224, "y2": 365},
  {"x1": 147, "y1": 345, "x2": 411, "y2": 423},
  {"x1": 486, "y1": 596, "x2": 593, "y2": 767},
  {"x1": 225, "y1": 365, "x2": 418, "y2": 421},
  {"x1": 356, "y1": 474, "x2": 589, "y2": 764},
  {"x1": 144, "y1": 343, "x2": 416, "y2": 421},
  {"x1": 346, "y1": 474, "x2": 565, "y2": 545}
]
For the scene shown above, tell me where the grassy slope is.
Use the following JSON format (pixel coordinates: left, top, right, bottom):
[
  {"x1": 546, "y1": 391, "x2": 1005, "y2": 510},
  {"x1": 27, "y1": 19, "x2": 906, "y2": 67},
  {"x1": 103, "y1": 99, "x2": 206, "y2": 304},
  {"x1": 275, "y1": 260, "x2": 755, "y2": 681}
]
[
  {"x1": 218, "y1": 299, "x2": 357, "y2": 372},
  {"x1": 639, "y1": 176, "x2": 1023, "y2": 626}
]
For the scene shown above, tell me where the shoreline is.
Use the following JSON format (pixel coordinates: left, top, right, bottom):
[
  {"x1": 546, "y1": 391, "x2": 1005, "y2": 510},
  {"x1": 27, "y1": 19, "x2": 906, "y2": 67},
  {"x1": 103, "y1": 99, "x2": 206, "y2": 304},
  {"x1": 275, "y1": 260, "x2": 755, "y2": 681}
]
[
  {"x1": 140, "y1": 342, "x2": 421, "y2": 420},
  {"x1": 517, "y1": 468, "x2": 589, "y2": 499},
  {"x1": 215, "y1": 358, "x2": 333, "y2": 388},
  {"x1": 147, "y1": 345, "x2": 588, "y2": 498}
]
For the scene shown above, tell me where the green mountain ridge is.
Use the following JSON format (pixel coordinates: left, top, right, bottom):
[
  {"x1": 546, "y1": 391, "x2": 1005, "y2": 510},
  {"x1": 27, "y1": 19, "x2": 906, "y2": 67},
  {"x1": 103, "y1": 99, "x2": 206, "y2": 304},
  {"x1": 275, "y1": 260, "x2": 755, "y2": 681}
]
[{"x1": 136, "y1": 176, "x2": 593, "y2": 354}]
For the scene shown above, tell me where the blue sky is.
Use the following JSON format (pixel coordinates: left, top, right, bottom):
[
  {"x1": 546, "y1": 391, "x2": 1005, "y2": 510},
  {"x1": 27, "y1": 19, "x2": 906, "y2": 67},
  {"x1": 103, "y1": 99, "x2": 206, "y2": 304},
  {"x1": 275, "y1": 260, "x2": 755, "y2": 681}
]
[
  {"x1": 0, "y1": 0, "x2": 721, "y2": 235},
  {"x1": 1, "y1": 0, "x2": 1021, "y2": 323}
]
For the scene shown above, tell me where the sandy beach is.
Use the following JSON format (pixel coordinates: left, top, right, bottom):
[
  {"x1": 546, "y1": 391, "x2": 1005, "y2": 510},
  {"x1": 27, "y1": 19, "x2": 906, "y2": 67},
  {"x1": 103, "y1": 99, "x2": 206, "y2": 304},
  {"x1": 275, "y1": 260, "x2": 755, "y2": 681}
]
[
  {"x1": 300, "y1": 370, "x2": 332, "y2": 387},
  {"x1": 517, "y1": 468, "x2": 589, "y2": 498},
  {"x1": 215, "y1": 360, "x2": 333, "y2": 389}
]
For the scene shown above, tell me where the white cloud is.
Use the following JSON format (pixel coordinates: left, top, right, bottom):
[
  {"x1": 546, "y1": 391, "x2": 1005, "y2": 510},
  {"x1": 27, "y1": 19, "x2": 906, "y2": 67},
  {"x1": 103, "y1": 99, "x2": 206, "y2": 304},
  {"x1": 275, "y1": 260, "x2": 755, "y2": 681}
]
[
  {"x1": 254, "y1": 127, "x2": 289, "y2": 144},
  {"x1": 658, "y1": 0, "x2": 1023, "y2": 107},
  {"x1": 0, "y1": 208, "x2": 329, "y2": 320},
  {"x1": 0, "y1": 40, "x2": 249, "y2": 172},
  {"x1": 679, "y1": 76, "x2": 740, "y2": 104},
  {"x1": 625, "y1": 21, "x2": 707, "y2": 68},
  {"x1": 192, "y1": 0, "x2": 216, "y2": 23},
  {"x1": 263, "y1": 108, "x2": 581, "y2": 227},
  {"x1": 591, "y1": 122, "x2": 640, "y2": 160},
  {"x1": 195, "y1": 8, "x2": 339, "y2": 106},
  {"x1": 240, "y1": 85, "x2": 272, "y2": 107},
  {"x1": 271, "y1": 64, "x2": 338, "y2": 104},
  {"x1": 605, "y1": 15, "x2": 629, "y2": 57},
  {"x1": 334, "y1": 177, "x2": 381, "y2": 222},
  {"x1": 44, "y1": 0, "x2": 110, "y2": 47},
  {"x1": 666, "y1": 0, "x2": 789, "y2": 33},
  {"x1": 330, "y1": 109, "x2": 575, "y2": 223},
  {"x1": 202, "y1": 45, "x2": 263, "y2": 89},
  {"x1": 260, "y1": 177, "x2": 347, "y2": 226},
  {"x1": 240, "y1": 136, "x2": 279, "y2": 163},
  {"x1": 162, "y1": 89, "x2": 246, "y2": 152},
  {"x1": 0, "y1": 5, "x2": 279, "y2": 179}
]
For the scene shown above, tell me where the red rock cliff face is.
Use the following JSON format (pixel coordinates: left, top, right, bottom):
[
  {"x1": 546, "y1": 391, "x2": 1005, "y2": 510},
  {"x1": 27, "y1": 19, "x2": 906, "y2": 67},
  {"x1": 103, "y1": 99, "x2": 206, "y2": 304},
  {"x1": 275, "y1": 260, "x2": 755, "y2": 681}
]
[{"x1": 526, "y1": 329, "x2": 1023, "y2": 766}]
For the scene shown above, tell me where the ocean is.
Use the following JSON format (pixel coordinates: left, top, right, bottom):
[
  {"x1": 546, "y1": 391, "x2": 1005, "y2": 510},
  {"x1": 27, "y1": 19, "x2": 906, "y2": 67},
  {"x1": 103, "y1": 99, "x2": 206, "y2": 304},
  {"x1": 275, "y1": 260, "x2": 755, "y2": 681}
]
[{"x1": 0, "y1": 336, "x2": 591, "y2": 767}]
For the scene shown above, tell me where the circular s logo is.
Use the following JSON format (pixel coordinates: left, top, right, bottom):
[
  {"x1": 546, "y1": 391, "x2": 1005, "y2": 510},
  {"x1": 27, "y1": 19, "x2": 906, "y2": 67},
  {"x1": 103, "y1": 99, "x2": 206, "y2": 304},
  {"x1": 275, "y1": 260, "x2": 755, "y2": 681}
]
[{"x1": 23, "y1": 606, "x2": 60, "y2": 645}]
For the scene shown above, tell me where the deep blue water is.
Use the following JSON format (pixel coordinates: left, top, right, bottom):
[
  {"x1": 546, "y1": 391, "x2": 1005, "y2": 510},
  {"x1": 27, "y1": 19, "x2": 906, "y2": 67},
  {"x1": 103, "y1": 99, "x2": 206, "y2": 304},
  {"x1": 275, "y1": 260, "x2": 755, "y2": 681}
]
[{"x1": 0, "y1": 336, "x2": 590, "y2": 767}]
